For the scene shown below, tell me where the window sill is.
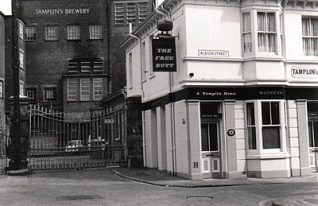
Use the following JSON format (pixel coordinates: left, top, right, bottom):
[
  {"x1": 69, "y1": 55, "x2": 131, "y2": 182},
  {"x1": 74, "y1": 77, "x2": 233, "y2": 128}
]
[{"x1": 247, "y1": 152, "x2": 290, "y2": 160}]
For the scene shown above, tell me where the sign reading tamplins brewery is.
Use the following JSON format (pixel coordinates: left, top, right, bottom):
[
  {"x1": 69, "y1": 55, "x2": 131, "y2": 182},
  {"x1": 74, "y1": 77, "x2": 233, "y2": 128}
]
[
  {"x1": 35, "y1": 8, "x2": 90, "y2": 15},
  {"x1": 152, "y1": 37, "x2": 176, "y2": 72}
]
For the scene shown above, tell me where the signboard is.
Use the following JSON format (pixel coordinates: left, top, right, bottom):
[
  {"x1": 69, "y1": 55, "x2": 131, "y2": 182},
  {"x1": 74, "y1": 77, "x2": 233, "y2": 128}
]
[
  {"x1": 198, "y1": 49, "x2": 229, "y2": 57},
  {"x1": 152, "y1": 37, "x2": 176, "y2": 72},
  {"x1": 291, "y1": 66, "x2": 318, "y2": 79},
  {"x1": 35, "y1": 8, "x2": 90, "y2": 15}
]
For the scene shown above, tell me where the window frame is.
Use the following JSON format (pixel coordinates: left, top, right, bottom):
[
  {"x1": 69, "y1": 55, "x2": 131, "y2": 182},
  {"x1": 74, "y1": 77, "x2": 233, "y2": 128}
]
[
  {"x1": 257, "y1": 11, "x2": 277, "y2": 53},
  {"x1": 45, "y1": 25, "x2": 59, "y2": 41},
  {"x1": 67, "y1": 78, "x2": 78, "y2": 102},
  {"x1": 26, "y1": 87, "x2": 37, "y2": 103},
  {"x1": 302, "y1": 16, "x2": 318, "y2": 56},
  {"x1": 89, "y1": 25, "x2": 103, "y2": 40},
  {"x1": 24, "y1": 26, "x2": 36, "y2": 41},
  {"x1": 245, "y1": 100, "x2": 286, "y2": 154},
  {"x1": 93, "y1": 78, "x2": 103, "y2": 101},
  {"x1": 67, "y1": 25, "x2": 80, "y2": 40},
  {"x1": 0, "y1": 80, "x2": 3, "y2": 99},
  {"x1": 242, "y1": 12, "x2": 253, "y2": 54},
  {"x1": 43, "y1": 86, "x2": 57, "y2": 102},
  {"x1": 80, "y1": 78, "x2": 90, "y2": 101}
]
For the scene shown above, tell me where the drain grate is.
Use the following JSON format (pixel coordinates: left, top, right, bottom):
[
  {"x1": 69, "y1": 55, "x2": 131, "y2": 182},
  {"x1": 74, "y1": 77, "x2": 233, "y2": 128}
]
[
  {"x1": 57, "y1": 195, "x2": 103, "y2": 201},
  {"x1": 186, "y1": 196, "x2": 214, "y2": 201}
]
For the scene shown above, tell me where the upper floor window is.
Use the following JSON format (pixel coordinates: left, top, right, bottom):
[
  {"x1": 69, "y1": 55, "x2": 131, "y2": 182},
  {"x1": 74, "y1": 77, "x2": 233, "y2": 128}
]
[
  {"x1": 93, "y1": 78, "x2": 103, "y2": 101},
  {"x1": 0, "y1": 80, "x2": 3, "y2": 99},
  {"x1": 24, "y1": 26, "x2": 36, "y2": 41},
  {"x1": 26, "y1": 87, "x2": 36, "y2": 102},
  {"x1": 19, "y1": 50, "x2": 24, "y2": 69},
  {"x1": 302, "y1": 17, "x2": 318, "y2": 56},
  {"x1": 67, "y1": 79, "x2": 78, "y2": 101},
  {"x1": 257, "y1": 12, "x2": 276, "y2": 53},
  {"x1": 89, "y1": 25, "x2": 102, "y2": 40},
  {"x1": 67, "y1": 25, "x2": 80, "y2": 40},
  {"x1": 242, "y1": 13, "x2": 252, "y2": 53},
  {"x1": 19, "y1": 21, "x2": 24, "y2": 39},
  {"x1": 114, "y1": 1, "x2": 149, "y2": 25},
  {"x1": 68, "y1": 58, "x2": 103, "y2": 73},
  {"x1": 45, "y1": 26, "x2": 58, "y2": 41},
  {"x1": 128, "y1": 53, "x2": 133, "y2": 88},
  {"x1": 43, "y1": 87, "x2": 56, "y2": 102}
]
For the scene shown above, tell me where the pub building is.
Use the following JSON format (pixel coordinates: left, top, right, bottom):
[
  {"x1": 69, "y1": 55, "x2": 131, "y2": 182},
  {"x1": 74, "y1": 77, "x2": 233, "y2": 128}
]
[{"x1": 123, "y1": 0, "x2": 318, "y2": 179}]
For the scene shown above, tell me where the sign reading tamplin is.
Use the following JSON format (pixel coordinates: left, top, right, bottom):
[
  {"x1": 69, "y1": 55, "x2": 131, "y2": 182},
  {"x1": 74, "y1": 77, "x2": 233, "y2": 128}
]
[{"x1": 152, "y1": 37, "x2": 176, "y2": 72}]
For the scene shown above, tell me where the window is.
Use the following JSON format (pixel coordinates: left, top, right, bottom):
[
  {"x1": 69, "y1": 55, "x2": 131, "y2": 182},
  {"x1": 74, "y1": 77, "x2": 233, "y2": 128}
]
[
  {"x1": 246, "y1": 103, "x2": 256, "y2": 149},
  {"x1": 261, "y1": 102, "x2": 280, "y2": 149},
  {"x1": 26, "y1": 87, "x2": 36, "y2": 102},
  {"x1": 19, "y1": 50, "x2": 24, "y2": 69},
  {"x1": 93, "y1": 78, "x2": 103, "y2": 101},
  {"x1": 114, "y1": 2, "x2": 149, "y2": 25},
  {"x1": 19, "y1": 21, "x2": 24, "y2": 39},
  {"x1": 245, "y1": 101, "x2": 284, "y2": 150},
  {"x1": 19, "y1": 81, "x2": 24, "y2": 96},
  {"x1": 68, "y1": 59, "x2": 103, "y2": 73},
  {"x1": 242, "y1": 13, "x2": 252, "y2": 53},
  {"x1": 45, "y1": 26, "x2": 58, "y2": 41},
  {"x1": 80, "y1": 78, "x2": 90, "y2": 101},
  {"x1": 43, "y1": 87, "x2": 56, "y2": 102},
  {"x1": 89, "y1": 25, "x2": 102, "y2": 40},
  {"x1": 257, "y1": 12, "x2": 276, "y2": 52},
  {"x1": 67, "y1": 25, "x2": 80, "y2": 40},
  {"x1": 141, "y1": 41, "x2": 146, "y2": 80},
  {"x1": 24, "y1": 26, "x2": 36, "y2": 41},
  {"x1": 307, "y1": 102, "x2": 318, "y2": 147},
  {"x1": 302, "y1": 17, "x2": 318, "y2": 56},
  {"x1": 67, "y1": 79, "x2": 78, "y2": 101},
  {"x1": 0, "y1": 80, "x2": 3, "y2": 99},
  {"x1": 128, "y1": 53, "x2": 133, "y2": 88},
  {"x1": 80, "y1": 61, "x2": 91, "y2": 72},
  {"x1": 68, "y1": 60, "x2": 78, "y2": 72},
  {"x1": 93, "y1": 60, "x2": 103, "y2": 72}
]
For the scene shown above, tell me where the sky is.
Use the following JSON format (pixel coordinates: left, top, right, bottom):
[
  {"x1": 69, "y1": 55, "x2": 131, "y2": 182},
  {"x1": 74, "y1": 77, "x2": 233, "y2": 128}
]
[{"x1": 0, "y1": 0, "x2": 11, "y2": 15}]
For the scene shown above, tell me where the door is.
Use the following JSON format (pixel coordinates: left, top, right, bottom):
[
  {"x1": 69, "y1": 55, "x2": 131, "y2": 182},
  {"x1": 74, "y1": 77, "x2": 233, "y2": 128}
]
[{"x1": 201, "y1": 121, "x2": 221, "y2": 178}]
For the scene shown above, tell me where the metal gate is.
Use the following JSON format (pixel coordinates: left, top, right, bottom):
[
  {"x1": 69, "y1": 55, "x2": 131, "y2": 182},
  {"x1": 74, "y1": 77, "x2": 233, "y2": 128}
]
[{"x1": 28, "y1": 104, "x2": 127, "y2": 170}]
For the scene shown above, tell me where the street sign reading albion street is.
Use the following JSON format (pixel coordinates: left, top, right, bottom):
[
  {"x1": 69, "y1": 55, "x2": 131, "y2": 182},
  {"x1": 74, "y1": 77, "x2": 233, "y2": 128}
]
[{"x1": 152, "y1": 37, "x2": 176, "y2": 72}]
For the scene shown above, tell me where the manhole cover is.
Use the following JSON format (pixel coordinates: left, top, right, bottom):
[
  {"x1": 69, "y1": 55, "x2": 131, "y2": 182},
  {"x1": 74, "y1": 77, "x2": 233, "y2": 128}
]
[
  {"x1": 186, "y1": 196, "x2": 214, "y2": 201},
  {"x1": 57, "y1": 195, "x2": 103, "y2": 201}
]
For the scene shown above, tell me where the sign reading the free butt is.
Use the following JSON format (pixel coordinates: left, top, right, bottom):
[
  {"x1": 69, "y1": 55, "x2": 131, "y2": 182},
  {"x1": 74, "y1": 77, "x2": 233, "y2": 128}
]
[{"x1": 152, "y1": 37, "x2": 176, "y2": 72}]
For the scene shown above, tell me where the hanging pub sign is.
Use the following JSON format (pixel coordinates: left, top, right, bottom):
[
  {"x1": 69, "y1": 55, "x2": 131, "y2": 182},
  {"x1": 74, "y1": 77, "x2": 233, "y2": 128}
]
[{"x1": 152, "y1": 37, "x2": 176, "y2": 72}]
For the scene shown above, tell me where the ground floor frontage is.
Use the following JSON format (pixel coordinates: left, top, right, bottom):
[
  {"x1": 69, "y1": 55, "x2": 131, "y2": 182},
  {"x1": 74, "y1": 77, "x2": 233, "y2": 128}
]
[{"x1": 141, "y1": 86, "x2": 318, "y2": 180}]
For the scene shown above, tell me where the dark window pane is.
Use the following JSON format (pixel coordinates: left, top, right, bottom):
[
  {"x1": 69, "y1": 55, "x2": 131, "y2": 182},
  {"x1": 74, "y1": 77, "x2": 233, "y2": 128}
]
[
  {"x1": 314, "y1": 122, "x2": 318, "y2": 147},
  {"x1": 201, "y1": 124, "x2": 209, "y2": 151},
  {"x1": 209, "y1": 123, "x2": 218, "y2": 151},
  {"x1": 248, "y1": 127, "x2": 256, "y2": 149},
  {"x1": 271, "y1": 102, "x2": 280, "y2": 124},
  {"x1": 308, "y1": 122, "x2": 314, "y2": 147},
  {"x1": 246, "y1": 103, "x2": 255, "y2": 125},
  {"x1": 262, "y1": 102, "x2": 271, "y2": 125},
  {"x1": 262, "y1": 126, "x2": 280, "y2": 149}
]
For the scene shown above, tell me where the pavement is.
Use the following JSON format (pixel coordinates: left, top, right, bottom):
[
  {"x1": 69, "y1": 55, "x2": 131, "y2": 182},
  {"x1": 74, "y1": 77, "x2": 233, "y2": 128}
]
[{"x1": 112, "y1": 167, "x2": 318, "y2": 206}]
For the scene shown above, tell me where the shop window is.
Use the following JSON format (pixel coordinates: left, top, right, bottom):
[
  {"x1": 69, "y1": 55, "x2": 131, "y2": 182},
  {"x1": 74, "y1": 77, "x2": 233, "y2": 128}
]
[
  {"x1": 245, "y1": 101, "x2": 284, "y2": 150},
  {"x1": 67, "y1": 25, "x2": 80, "y2": 40},
  {"x1": 302, "y1": 17, "x2": 318, "y2": 56},
  {"x1": 257, "y1": 12, "x2": 276, "y2": 53},
  {"x1": 24, "y1": 26, "x2": 36, "y2": 41},
  {"x1": 246, "y1": 103, "x2": 256, "y2": 149},
  {"x1": 67, "y1": 79, "x2": 78, "y2": 101},
  {"x1": 261, "y1": 102, "x2": 280, "y2": 149},
  {"x1": 307, "y1": 102, "x2": 318, "y2": 147},
  {"x1": 80, "y1": 78, "x2": 90, "y2": 101},
  {"x1": 242, "y1": 12, "x2": 252, "y2": 53},
  {"x1": 43, "y1": 87, "x2": 56, "y2": 102},
  {"x1": 26, "y1": 87, "x2": 36, "y2": 102},
  {"x1": 45, "y1": 26, "x2": 58, "y2": 41},
  {"x1": 89, "y1": 25, "x2": 102, "y2": 40},
  {"x1": 0, "y1": 80, "x2": 3, "y2": 99},
  {"x1": 93, "y1": 78, "x2": 103, "y2": 101}
]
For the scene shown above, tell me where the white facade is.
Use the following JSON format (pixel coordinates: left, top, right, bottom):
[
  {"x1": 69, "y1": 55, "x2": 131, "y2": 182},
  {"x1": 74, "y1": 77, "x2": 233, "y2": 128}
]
[{"x1": 123, "y1": 0, "x2": 318, "y2": 179}]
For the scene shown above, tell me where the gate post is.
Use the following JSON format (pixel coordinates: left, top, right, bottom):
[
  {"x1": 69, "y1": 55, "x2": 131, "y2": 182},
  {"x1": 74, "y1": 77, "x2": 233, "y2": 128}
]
[{"x1": 7, "y1": 96, "x2": 30, "y2": 174}]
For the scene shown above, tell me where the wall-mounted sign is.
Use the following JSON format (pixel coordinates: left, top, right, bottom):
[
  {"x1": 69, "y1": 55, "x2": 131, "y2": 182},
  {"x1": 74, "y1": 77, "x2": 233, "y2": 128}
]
[
  {"x1": 35, "y1": 8, "x2": 90, "y2": 15},
  {"x1": 198, "y1": 49, "x2": 229, "y2": 58},
  {"x1": 152, "y1": 37, "x2": 176, "y2": 72},
  {"x1": 291, "y1": 66, "x2": 318, "y2": 79}
]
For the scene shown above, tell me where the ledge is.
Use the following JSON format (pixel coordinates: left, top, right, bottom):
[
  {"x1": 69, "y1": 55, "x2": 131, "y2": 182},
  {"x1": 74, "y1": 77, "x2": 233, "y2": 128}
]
[{"x1": 247, "y1": 153, "x2": 290, "y2": 160}]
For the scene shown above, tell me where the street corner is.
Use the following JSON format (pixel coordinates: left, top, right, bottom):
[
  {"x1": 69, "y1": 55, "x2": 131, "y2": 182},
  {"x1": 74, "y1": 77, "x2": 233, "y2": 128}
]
[{"x1": 272, "y1": 195, "x2": 318, "y2": 206}]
